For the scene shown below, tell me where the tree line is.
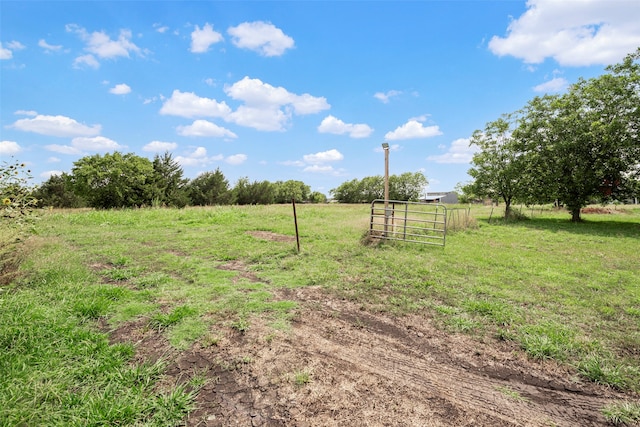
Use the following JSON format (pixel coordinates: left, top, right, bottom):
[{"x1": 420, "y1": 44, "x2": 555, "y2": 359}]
[
  {"x1": 31, "y1": 151, "x2": 428, "y2": 209},
  {"x1": 34, "y1": 152, "x2": 327, "y2": 209},
  {"x1": 329, "y1": 172, "x2": 428, "y2": 203},
  {"x1": 461, "y1": 48, "x2": 640, "y2": 222}
]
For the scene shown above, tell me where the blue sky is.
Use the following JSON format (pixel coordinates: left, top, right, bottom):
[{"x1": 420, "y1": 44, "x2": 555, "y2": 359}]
[{"x1": 2, "y1": 1, "x2": 639, "y2": 195}]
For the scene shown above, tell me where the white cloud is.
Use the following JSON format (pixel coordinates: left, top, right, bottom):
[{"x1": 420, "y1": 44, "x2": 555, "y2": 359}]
[
  {"x1": 175, "y1": 147, "x2": 223, "y2": 167},
  {"x1": 190, "y1": 23, "x2": 223, "y2": 53},
  {"x1": 0, "y1": 44, "x2": 12, "y2": 60},
  {"x1": 0, "y1": 41, "x2": 23, "y2": 59},
  {"x1": 40, "y1": 170, "x2": 63, "y2": 179},
  {"x1": 160, "y1": 90, "x2": 231, "y2": 118},
  {"x1": 427, "y1": 138, "x2": 479, "y2": 164},
  {"x1": 15, "y1": 110, "x2": 37, "y2": 117},
  {"x1": 374, "y1": 90, "x2": 402, "y2": 103},
  {"x1": 71, "y1": 136, "x2": 123, "y2": 151},
  {"x1": 39, "y1": 39, "x2": 63, "y2": 52},
  {"x1": 153, "y1": 23, "x2": 169, "y2": 34},
  {"x1": 47, "y1": 157, "x2": 61, "y2": 163},
  {"x1": 533, "y1": 77, "x2": 568, "y2": 93},
  {"x1": 224, "y1": 77, "x2": 329, "y2": 131},
  {"x1": 283, "y1": 149, "x2": 344, "y2": 175},
  {"x1": 303, "y1": 149, "x2": 344, "y2": 164},
  {"x1": 44, "y1": 144, "x2": 83, "y2": 155},
  {"x1": 67, "y1": 24, "x2": 142, "y2": 68},
  {"x1": 228, "y1": 21, "x2": 294, "y2": 57},
  {"x1": 318, "y1": 115, "x2": 373, "y2": 138},
  {"x1": 176, "y1": 119, "x2": 238, "y2": 138},
  {"x1": 6, "y1": 41, "x2": 25, "y2": 51},
  {"x1": 302, "y1": 165, "x2": 335, "y2": 173},
  {"x1": 88, "y1": 29, "x2": 140, "y2": 58},
  {"x1": 488, "y1": 0, "x2": 640, "y2": 66},
  {"x1": 10, "y1": 114, "x2": 101, "y2": 137},
  {"x1": 109, "y1": 83, "x2": 131, "y2": 95},
  {"x1": 0, "y1": 140, "x2": 22, "y2": 155},
  {"x1": 227, "y1": 106, "x2": 290, "y2": 132},
  {"x1": 73, "y1": 54, "x2": 100, "y2": 69},
  {"x1": 143, "y1": 141, "x2": 178, "y2": 152},
  {"x1": 385, "y1": 119, "x2": 442, "y2": 141},
  {"x1": 0, "y1": 45, "x2": 12, "y2": 59},
  {"x1": 44, "y1": 136, "x2": 123, "y2": 155},
  {"x1": 374, "y1": 143, "x2": 401, "y2": 153},
  {"x1": 225, "y1": 154, "x2": 247, "y2": 165}
]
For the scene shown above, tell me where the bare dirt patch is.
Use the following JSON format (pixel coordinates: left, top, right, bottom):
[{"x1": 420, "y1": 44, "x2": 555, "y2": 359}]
[
  {"x1": 246, "y1": 231, "x2": 296, "y2": 243},
  {"x1": 108, "y1": 285, "x2": 634, "y2": 426},
  {"x1": 581, "y1": 207, "x2": 615, "y2": 215},
  {"x1": 217, "y1": 260, "x2": 263, "y2": 283}
]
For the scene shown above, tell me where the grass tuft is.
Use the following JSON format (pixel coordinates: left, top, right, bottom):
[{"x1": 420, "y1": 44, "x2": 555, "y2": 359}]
[
  {"x1": 149, "y1": 305, "x2": 197, "y2": 330},
  {"x1": 602, "y1": 401, "x2": 640, "y2": 425}
]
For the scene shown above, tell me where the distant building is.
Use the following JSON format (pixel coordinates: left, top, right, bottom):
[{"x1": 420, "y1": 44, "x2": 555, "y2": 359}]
[{"x1": 421, "y1": 192, "x2": 458, "y2": 204}]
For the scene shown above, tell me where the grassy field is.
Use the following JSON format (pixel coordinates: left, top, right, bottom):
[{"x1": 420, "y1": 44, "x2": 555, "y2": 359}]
[{"x1": 1, "y1": 203, "x2": 639, "y2": 425}]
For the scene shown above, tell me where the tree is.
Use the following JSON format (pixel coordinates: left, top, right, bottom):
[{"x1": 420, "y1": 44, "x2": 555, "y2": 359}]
[
  {"x1": 360, "y1": 175, "x2": 384, "y2": 202},
  {"x1": 232, "y1": 178, "x2": 275, "y2": 205},
  {"x1": 466, "y1": 117, "x2": 525, "y2": 218},
  {"x1": 151, "y1": 152, "x2": 189, "y2": 207},
  {"x1": 514, "y1": 49, "x2": 640, "y2": 221},
  {"x1": 330, "y1": 172, "x2": 428, "y2": 203},
  {"x1": 330, "y1": 178, "x2": 363, "y2": 203},
  {"x1": 72, "y1": 152, "x2": 155, "y2": 209},
  {"x1": 186, "y1": 168, "x2": 232, "y2": 205},
  {"x1": 388, "y1": 171, "x2": 428, "y2": 201},
  {"x1": 308, "y1": 191, "x2": 328, "y2": 203},
  {"x1": 273, "y1": 180, "x2": 311, "y2": 203},
  {"x1": 35, "y1": 173, "x2": 85, "y2": 208}
]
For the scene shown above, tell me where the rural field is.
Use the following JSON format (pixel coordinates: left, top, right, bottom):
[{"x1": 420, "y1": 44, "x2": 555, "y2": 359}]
[{"x1": 2, "y1": 203, "x2": 640, "y2": 426}]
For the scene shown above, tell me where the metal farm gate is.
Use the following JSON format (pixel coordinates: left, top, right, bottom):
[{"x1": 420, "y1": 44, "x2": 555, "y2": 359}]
[{"x1": 369, "y1": 199, "x2": 447, "y2": 247}]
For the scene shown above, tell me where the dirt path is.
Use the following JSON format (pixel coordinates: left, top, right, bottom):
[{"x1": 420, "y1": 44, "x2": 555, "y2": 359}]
[{"x1": 108, "y1": 285, "x2": 635, "y2": 426}]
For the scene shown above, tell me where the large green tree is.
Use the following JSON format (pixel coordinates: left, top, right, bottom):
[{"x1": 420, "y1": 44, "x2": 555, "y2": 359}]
[
  {"x1": 465, "y1": 117, "x2": 525, "y2": 218},
  {"x1": 72, "y1": 152, "x2": 155, "y2": 209},
  {"x1": 514, "y1": 49, "x2": 640, "y2": 221},
  {"x1": 388, "y1": 171, "x2": 428, "y2": 201},
  {"x1": 151, "y1": 152, "x2": 189, "y2": 207},
  {"x1": 35, "y1": 173, "x2": 85, "y2": 208},
  {"x1": 186, "y1": 168, "x2": 232, "y2": 206},
  {"x1": 232, "y1": 178, "x2": 275, "y2": 205},
  {"x1": 273, "y1": 180, "x2": 311, "y2": 203},
  {"x1": 330, "y1": 178, "x2": 363, "y2": 203}
]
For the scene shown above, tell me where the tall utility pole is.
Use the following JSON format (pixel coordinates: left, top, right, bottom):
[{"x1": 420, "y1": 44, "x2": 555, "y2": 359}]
[{"x1": 382, "y1": 142, "x2": 390, "y2": 236}]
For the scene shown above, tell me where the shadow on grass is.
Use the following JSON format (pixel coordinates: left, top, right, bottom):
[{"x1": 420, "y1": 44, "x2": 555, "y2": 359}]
[{"x1": 481, "y1": 216, "x2": 640, "y2": 239}]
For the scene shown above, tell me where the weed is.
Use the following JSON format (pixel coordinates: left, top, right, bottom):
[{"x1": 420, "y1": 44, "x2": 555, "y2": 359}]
[
  {"x1": 149, "y1": 305, "x2": 197, "y2": 330},
  {"x1": 230, "y1": 318, "x2": 250, "y2": 334},
  {"x1": 293, "y1": 369, "x2": 312, "y2": 386},
  {"x1": 577, "y1": 354, "x2": 627, "y2": 389},
  {"x1": 73, "y1": 297, "x2": 111, "y2": 320},
  {"x1": 188, "y1": 368, "x2": 210, "y2": 388},
  {"x1": 518, "y1": 322, "x2": 577, "y2": 361},
  {"x1": 446, "y1": 316, "x2": 480, "y2": 333},
  {"x1": 201, "y1": 333, "x2": 221, "y2": 347},
  {"x1": 495, "y1": 385, "x2": 529, "y2": 402},
  {"x1": 602, "y1": 401, "x2": 640, "y2": 425},
  {"x1": 101, "y1": 266, "x2": 145, "y2": 281},
  {"x1": 132, "y1": 271, "x2": 173, "y2": 289}
]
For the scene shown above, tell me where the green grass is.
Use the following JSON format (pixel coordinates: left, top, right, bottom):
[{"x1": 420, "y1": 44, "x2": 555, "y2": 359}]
[
  {"x1": 2, "y1": 203, "x2": 639, "y2": 424},
  {"x1": 602, "y1": 401, "x2": 640, "y2": 425}
]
